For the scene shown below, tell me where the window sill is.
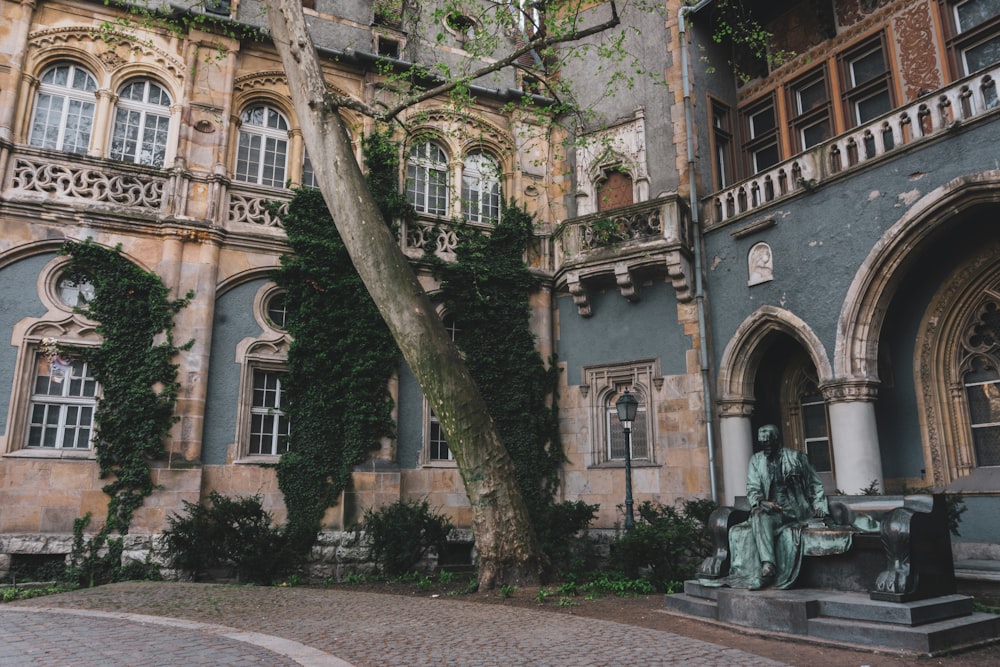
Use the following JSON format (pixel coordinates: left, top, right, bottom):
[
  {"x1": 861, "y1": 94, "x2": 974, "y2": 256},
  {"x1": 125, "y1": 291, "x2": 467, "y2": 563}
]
[
  {"x1": 234, "y1": 455, "x2": 281, "y2": 465},
  {"x1": 588, "y1": 460, "x2": 660, "y2": 470},
  {"x1": 421, "y1": 460, "x2": 458, "y2": 468},
  {"x1": 5, "y1": 448, "x2": 95, "y2": 460}
]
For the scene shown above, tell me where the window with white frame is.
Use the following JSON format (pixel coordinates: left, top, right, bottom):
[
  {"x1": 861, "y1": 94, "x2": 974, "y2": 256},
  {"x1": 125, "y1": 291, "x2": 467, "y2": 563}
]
[
  {"x1": 840, "y1": 36, "x2": 893, "y2": 127},
  {"x1": 461, "y1": 151, "x2": 501, "y2": 223},
  {"x1": 407, "y1": 141, "x2": 449, "y2": 216},
  {"x1": 426, "y1": 314, "x2": 460, "y2": 462},
  {"x1": 248, "y1": 368, "x2": 290, "y2": 456},
  {"x1": 26, "y1": 353, "x2": 98, "y2": 450},
  {"x1": 800, "y1": 389, "x2": 833, "y2": 473},
  {"x1": 235, "y1": 105, "x2": 289, "y2": 187},
  {"x1": 29, "y1": 63, "x2": 98, "y2": 154},
  {"x1": 605, "y1": 387, "x2": 649, "y2": 461},
  {"x1": 109, "y1": 78, "x2": 172, "y2": 167},
  {"x1": 302, "y1": 151, "x2": 318, "y2": 189}
]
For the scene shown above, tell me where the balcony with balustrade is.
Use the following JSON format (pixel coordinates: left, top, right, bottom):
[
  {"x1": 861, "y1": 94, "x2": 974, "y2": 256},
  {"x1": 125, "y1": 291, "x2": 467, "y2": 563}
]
[
  {"x1": 706, "y1": 64, "x2": 1000, "y2": 229},
  {"x1": 553, "y1": 194, "x2": 693, "y2": 317}
]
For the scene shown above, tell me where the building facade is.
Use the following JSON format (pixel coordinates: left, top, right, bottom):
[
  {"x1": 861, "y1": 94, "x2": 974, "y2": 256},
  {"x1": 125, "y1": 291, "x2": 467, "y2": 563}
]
[{"x1": 0, "y1": 0, "x2": 998, "y2": 572}]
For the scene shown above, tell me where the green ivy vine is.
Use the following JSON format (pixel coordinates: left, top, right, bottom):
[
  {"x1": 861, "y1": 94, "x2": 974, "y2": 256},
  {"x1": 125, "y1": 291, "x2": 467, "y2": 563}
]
[
  {"x1": 272, "y1": 183, "x2": 400, "y2": 559},
  {"x1": 436, "y1": 205, "x2": 563, "y2": 523},
  {"x1": 58, "y1": 240, "x2": 189, "y2": 585}
]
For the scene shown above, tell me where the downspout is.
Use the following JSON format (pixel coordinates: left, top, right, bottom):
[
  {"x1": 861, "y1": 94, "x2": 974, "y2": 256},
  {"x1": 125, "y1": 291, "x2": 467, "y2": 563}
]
[{"x1": 678, "y1": 0, "x2": 718, "y2": 503}]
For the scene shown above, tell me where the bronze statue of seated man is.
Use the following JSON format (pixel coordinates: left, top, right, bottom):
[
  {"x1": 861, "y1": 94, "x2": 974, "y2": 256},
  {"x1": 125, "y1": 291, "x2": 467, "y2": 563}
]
[{"x1": 713, "y1": 424, "x2": 836, "y2": 590}]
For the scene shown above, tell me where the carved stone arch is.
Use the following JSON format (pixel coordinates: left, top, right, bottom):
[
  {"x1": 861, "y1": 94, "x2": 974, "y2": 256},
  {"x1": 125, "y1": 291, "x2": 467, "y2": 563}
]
[
  {"x1": 108, "y1": 64, "x2": 182, "y2": 104},
  {"x1": 25, "y1": 45, "x2": 106, "y2": 87},
  {"x1": 0, "y1": 239, "x2": 66, "y2": 271},
  {"x1": 915, "y1": 240, "x2": 1000, "y2": 486},
  {"x1": 216, "y1": 266, "x2": 281, "y2": 298},
  {"x1": 717, "y1": 305, "x2": 834, "y2": 403},
  {"x1": 836, "y1": 170, "x2": 1000, "y2": 381},
  {"x1": 407, "y1": 106, "x2": 514, "y2": 157},
  {"x1": 27, "y1": 27, "x2": 185, "y2": 83}
]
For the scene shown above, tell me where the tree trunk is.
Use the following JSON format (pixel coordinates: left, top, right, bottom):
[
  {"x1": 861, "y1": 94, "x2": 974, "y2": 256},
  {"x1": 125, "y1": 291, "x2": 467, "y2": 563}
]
[{"x1": 266, "y1": 0, "x2": 541, "y2": 588}]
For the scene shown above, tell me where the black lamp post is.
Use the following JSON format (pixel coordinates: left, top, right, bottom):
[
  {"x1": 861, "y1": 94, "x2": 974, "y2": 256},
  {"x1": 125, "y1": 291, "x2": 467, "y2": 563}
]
[{"x1": 615, "y1": 388, "x2": 639, "y2": 531}]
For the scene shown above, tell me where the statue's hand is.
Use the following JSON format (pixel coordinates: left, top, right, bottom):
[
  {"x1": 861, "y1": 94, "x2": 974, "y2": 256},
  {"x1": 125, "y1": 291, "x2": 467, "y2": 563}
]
[
  {"x1": 760, "y1": 500, "x2": 782, "y2": 513},
  {"x1": 813, "y1": 507, "x2": 828, "y2": 518}
]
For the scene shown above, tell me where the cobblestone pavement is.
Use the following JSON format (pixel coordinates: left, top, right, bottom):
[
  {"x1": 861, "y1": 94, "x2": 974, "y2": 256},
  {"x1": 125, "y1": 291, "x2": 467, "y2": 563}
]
[{"x1": 2, "y1": 582, "x2": 791, "y2": 667}]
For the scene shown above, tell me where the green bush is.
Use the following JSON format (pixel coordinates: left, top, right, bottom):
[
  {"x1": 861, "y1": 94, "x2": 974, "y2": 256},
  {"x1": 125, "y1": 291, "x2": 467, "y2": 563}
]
[
  {"x1": 534, "y1": 500, "x2": 600, "y2": 579},
  {"x1": 160, "y1": 492, "x2": 288, "y2": 584},
  {"x1": 610, "y1": 498, "x2": 717, "y2": 592},
  {"x1": 358, "y1": 499, "x2": 453, "y2": 578}
]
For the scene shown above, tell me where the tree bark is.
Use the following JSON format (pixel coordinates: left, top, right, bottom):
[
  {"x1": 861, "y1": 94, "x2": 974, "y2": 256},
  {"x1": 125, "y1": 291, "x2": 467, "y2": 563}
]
[{"x1": 266, "y1": 0, "x2": 541, "y2": 588}]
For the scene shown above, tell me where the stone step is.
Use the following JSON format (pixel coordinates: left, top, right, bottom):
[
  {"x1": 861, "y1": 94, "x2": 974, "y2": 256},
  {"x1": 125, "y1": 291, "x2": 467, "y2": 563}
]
[
  {"x1": 807, "y1": 612, "x2": 1000, "y2": 654},
  {"x1": 816, "y1": 592, "x2": 974, "y2": 626}
]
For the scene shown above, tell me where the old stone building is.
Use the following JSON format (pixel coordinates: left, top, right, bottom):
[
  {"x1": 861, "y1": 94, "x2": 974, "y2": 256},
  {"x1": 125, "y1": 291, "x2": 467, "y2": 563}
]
[{"x1": 1, "y1": 0, "x2": 998, "y2": 574}]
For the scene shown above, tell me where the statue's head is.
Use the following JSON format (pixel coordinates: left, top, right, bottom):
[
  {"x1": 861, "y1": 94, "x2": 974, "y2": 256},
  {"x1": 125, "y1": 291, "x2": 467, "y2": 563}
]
[{"x1": 757, "y1": 424, "x2": 781, "y2": 455}]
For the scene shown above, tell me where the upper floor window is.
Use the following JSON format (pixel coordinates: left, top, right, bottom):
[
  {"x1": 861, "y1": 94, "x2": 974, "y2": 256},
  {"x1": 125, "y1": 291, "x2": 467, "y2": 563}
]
[
  {"x1": 407, "y1": 141, "x2": 449, "y2": 216},
  {"x1": 710, "y1": 100, "x2": 735, "y2": 190},
  {"x1": 840, "y1": 36, "x2": 894, "y2": 126},
  {"x1": 302, "y1": 152, "x2": 318, "y2": 189},
  {"x1": 110, "y1": 79, "x2": 172, "y2": 167},
  {"x1": 236, "y1": 105, "x2": 289, "y2": 188},
  {"x1": 788, "y1": 67, "x2": 832, "y2": 151},
  {"x1": 27, "y1": 353, "x2": 98, "y2": 450},
  {"x1": 943, "y1": 0, "x2": 1000, "y2": 75},
  {"x1": 742, "y1": 96, "x2": 779, "y2": 175},
  {"x1": 462, "y1": 151, "x2": 501, "y2": 222},
  {"x1": 29, "y1": 63, "x2": 97, "y2": 154}
]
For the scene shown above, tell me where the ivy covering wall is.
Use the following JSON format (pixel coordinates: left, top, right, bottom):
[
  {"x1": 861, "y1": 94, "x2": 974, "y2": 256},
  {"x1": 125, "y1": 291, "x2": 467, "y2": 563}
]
[{"x1": 273, "y1": 187, "x2": 399, "y2": 556}]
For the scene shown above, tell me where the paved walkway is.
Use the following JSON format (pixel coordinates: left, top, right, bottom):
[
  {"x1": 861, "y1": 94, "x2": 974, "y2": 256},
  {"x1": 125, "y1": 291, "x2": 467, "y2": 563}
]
[{"x1": 1, "y1": 583, "x2": 790, "y2": 666}]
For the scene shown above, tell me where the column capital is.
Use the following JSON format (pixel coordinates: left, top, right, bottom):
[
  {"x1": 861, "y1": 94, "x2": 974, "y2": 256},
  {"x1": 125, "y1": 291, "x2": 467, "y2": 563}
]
[
  {"x1": 821, "y1": 378, "x2": 880, "y2": 403},
  {"x1": 717, "y1": 397, "x2": 754, "y2": 418}
]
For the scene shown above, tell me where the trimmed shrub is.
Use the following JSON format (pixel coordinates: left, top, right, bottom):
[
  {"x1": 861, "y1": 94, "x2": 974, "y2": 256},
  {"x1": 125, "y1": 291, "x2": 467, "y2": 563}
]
[{"x1": 358, "y1": 500, "x2": 453, "y2": 577}]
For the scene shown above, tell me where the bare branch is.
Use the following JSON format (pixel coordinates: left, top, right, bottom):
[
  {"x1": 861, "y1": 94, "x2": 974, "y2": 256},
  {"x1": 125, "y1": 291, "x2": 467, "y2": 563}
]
[{"x1": 380, "y1": 0, "x2": 621, "y2": 121}]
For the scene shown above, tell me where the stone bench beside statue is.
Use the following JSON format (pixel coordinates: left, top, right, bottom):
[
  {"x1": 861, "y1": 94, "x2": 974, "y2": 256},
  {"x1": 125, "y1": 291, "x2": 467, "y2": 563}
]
[{"x1": 697, "y1": 492, "x2": 956, "y2": 602}]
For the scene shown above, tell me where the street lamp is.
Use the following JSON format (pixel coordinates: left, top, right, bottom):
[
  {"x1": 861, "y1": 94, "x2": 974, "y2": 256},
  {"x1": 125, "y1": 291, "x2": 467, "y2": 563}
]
[{"x1": 615, "y1": 388, "x2": 639, "y2": 531}]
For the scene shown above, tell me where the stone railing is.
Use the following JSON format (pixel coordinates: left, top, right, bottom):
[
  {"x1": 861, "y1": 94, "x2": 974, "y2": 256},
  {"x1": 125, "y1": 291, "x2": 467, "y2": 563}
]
[
  {"x1": 399, "y1": 216, "x2": 461, "y2": 260},
  {"x1": 226, "y1": 184, "x2": 289, "y2": 228},
  {"x1": 554, "y1": 195, "x2": 692, "y2": 315},
  {"x1": 3, "y1": 148, "x2": 166, "y2": 213},
  {"x1": 710, "y1": 63, "x2": 1000, "y2": 226}
]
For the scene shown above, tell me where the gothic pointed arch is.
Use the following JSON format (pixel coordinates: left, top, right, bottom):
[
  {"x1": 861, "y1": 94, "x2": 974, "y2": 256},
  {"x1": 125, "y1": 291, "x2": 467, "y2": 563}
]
[
  {"x1": 717, "y1": 306, "x2": 833, "y2": 404},
  {"x1": 836, "y1": 170, "x2": 1000, "y2": 382}
]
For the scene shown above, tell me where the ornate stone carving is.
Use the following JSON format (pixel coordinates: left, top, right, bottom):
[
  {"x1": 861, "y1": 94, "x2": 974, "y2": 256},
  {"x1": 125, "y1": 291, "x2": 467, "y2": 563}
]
[
  {"x1": 894, "y1": 2, "x2": 941, "y2": 101},
  {"x1": 581, "y1": 205, "x2": 662, "y2": 250},
  {"x1": 717, "y1": 399, "x2": 755, "y2": 418},
  {"x1": 27, "y1": 26, "x2": 185, "y2": 81},
  {"x1": 574, "y1": 108, "x2": 648, "y2": 216},
  {"x1": 402, "y1": 219, "x2": 459, "y2": 257},
  {"x1": 10, "y1": 158, "x2": 164, "y2": 209},
  {"x1": 566, "y1": 273, "x2": 591, "y2": 317},
  {"x1": 821, "y1": 379, "x2": 880, "y2": 402},
  {"x1": 227, "y1": 193, "x2": 287, "y2": 227}
]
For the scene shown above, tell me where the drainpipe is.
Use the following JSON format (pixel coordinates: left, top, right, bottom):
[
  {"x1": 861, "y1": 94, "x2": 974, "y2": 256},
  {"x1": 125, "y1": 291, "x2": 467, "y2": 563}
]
[{"x1": 678, "y1": 0, "x2": 718, "y2": 503}]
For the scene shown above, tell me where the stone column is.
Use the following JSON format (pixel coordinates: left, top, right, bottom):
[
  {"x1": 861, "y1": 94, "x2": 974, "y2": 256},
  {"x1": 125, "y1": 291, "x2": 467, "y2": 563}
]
[
  {"x1": 824, "y1": 379, "x2": 883, "y2": 494},
  {"x1": 0, "y1": 0, "x2": 37, "y2": 142},
  {"x1": 90, "y1": 89, "x2": 116, "y2": 159},
  {"x1": 718, "y1": 398, "x2": 754, "y2": 504}
]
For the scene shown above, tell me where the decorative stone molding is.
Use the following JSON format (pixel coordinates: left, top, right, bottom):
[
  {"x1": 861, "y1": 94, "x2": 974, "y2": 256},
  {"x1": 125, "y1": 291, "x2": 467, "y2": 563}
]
[
  {"x1": 227, "y1": 191, "x2": 288, "y2": 228},
  {"x1": 717, "y1": 398, "x2": 755, "y2": 418},
  {"x1": 566, "y1": 272, "x2": 591, "y2": 317},
  {"x1": 574, "y1": 107, "x2": 648, "y2": 216},
  {"x1": 27, "y1": 27, "x2": 185, "y2": 82},
  {"x1": 614, "y1": 262, "x2": 638, "y2": 302},
  {"x1": 400, "y1": 218, "x2": 459, "y2": 260},
  {"x1": 821, "y1": 378, "x2": 880, "y2": 403}
]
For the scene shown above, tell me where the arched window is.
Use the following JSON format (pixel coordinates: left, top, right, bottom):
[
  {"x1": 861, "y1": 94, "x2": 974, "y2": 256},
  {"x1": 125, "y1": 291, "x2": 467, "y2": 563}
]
[
  {"x1": 235, "y1": 105, "x2": 289, "y2": 187},
  {"x1": 461, "y1": 151, "x2": 501, "y2": 223},
  {"x1": 407, "y1": 141, "x2": 448, "y2": 215},
  {"x1": 29, "y1": 63, "x2": 98, "y2": 154},
  {"x1": 110, "y1": 79, "x2": 172, "y2": 166}
]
